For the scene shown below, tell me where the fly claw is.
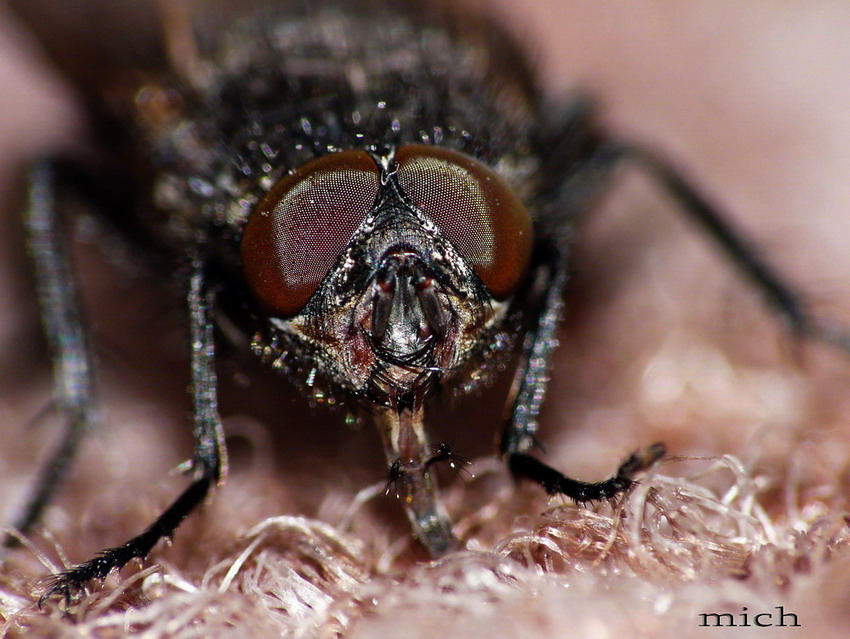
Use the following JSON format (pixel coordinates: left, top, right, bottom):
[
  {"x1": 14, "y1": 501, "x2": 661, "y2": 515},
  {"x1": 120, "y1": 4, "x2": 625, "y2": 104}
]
[
  {"x1": 384, "y1": 459, "x2": 404, "y2": 499},
  {"x1": 426, "y1": 443, "x2": 472, "y2": 480}
]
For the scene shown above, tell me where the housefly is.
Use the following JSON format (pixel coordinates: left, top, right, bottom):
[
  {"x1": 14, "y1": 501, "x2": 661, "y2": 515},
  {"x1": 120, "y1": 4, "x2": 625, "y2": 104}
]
[{"x1": 5, "y1": 0, "x2": 846, "y2": 605}]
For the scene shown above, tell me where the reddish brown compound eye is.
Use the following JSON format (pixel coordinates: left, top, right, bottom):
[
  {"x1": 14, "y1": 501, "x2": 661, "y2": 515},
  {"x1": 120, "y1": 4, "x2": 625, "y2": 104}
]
[
  {"x1": 241, "y1": 150, "x2": 380, "y2": 317},
  {"x1": 395, "y1": 144, "x2": 533, "y2": 299}
]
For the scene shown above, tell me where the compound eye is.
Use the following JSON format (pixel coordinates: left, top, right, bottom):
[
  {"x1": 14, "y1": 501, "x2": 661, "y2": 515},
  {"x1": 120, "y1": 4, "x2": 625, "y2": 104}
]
[
  {"x1": 241, "y1": 150, "x2": 379, "y2": 317},
  {"x1": 395, "y1": 144, "x2": 533, "y2": 299}
]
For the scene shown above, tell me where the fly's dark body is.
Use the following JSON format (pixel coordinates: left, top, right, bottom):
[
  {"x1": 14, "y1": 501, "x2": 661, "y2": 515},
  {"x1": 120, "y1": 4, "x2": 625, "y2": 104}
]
[
  {"x1": 125, "y1": 6, "x2": 547, "y2": 410},
  {"x1": 8, "y1": 0, "x2": 842, "y2": 606}
]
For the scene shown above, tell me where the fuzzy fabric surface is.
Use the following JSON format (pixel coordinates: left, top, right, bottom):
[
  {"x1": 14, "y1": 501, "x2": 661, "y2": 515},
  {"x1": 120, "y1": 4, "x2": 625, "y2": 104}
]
[{"x1": 2, "y1": 1, "x2": 850, "y2": 637}]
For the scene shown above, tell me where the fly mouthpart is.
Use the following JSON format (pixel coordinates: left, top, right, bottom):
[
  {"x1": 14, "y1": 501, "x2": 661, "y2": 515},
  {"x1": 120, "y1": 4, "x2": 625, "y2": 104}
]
[{"x1": 370, "y1": 249, "x2": 447, "y2": 347}]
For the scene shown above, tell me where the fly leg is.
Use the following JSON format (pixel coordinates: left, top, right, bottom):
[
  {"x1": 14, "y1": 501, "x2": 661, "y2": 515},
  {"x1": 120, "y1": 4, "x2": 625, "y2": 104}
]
[
  {"x1": 4, "y1": 162, "x2": 95, "y2": 545},
  {"x1": 500, "y1": 240, "x2": 665, "y2": 501},
  {"x1": 604, "y1": 141, "x2": 850, "y2": 351},
  {"x1": 504, "y1": 111, "x2": 850, "y2": 498},
  {"x1": 538, "y1": 96, "x2": 850, "y2": 352},
  {"x1": 38, "y1": 263, "x2": 227, "y2": 606}
]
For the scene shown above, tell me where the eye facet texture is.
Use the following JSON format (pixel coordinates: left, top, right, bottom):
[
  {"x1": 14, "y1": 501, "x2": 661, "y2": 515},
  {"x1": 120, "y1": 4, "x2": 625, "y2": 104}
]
[
  {"x1": 395, "y1": 145, "x2": 533, "y2": 299},
  {"x1": 241, "y1": 145, "x2": 533, "y2": 318},
  {"x1": 241, "y1": 150, "x2": 380, "y2": 317}
]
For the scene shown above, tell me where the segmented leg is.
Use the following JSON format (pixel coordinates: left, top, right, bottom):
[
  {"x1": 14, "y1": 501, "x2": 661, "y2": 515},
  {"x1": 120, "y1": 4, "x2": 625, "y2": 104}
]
[
  {"x1": 537, "y1": 96, "x2": 849, "y2": 351},
  {"x1": 500, "y1": 239, "x2": 665, "y2": 501},
  {"x1": 612, "y1": 142, "x2": 850, "y2": 351},
  {"x1": 502, "y1": 119, "x2": 850, "y2": 500},
  {"x1": 6, "y1": 162, "x2": 95, "y2": 545},
  {"x1": 39, "y1": 265, "x2": 227, "y2": 606}
]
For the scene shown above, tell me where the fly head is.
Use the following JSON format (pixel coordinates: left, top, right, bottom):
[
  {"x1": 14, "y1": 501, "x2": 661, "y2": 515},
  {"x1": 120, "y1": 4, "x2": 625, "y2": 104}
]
[{"x1": 241, "y1": 144, "x2": 534, "y2": 411}]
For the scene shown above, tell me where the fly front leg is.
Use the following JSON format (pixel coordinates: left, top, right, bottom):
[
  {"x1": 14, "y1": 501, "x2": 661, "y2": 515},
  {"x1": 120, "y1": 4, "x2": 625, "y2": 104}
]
[
  {"x1": 38, "y1": 263, "x2": 228, "y2": 606},
  {"x1": 377, "y1": 408, "x2": 459, "y2": 557},
  {"x1": 500, "y1": 241, "x2": 665, "y2": 502}
]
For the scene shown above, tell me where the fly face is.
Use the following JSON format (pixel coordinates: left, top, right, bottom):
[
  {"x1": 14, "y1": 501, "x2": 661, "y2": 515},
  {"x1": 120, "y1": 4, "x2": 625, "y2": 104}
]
[
  {"x1": 238, "y1": 142, "x2": 535, "y2": 554},
  {"x1": 241, "y1": 146, "x2": 533, "y2": 410}
]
